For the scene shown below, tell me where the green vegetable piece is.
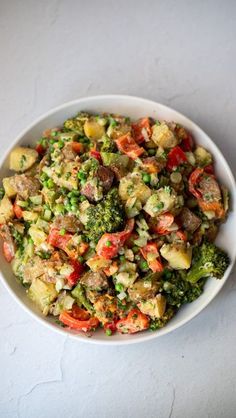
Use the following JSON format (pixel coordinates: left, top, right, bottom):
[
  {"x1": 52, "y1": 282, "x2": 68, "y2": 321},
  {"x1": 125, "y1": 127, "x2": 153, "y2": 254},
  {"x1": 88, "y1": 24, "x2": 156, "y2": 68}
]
[
  {"x1": 53, "y1": 203, "x2": 65, "y2": 215},
  {"x1": 101, "y1": 136, "x2": 116, "y2": 153},
  {"x1": 71, "y1": 283, "x2": 94, "y2": 314},
  {"x1": 0, "y1": 187, "x2": 5, "y2": 200},
  {"x1": 86, "y1": 188, "x2": 124, "y2": 242},
  {"x1": 47, "y1": 178, "x2": 55, "y2": 189},
  {"x1": 115, "y1": 283, "x2": 124, "y2": 293},
  {"x1": 186, "y1": 242, "x2": 230, "y2": 283},
  {"x1": 43, "y1": 209, "x2": 52, "y2": 221},
  {"x1": 142, "y1": 173, "x2": 151, "y2": 184},
  {"x1": 101, "y1": 152, "x2": 130, "y2": 167}
]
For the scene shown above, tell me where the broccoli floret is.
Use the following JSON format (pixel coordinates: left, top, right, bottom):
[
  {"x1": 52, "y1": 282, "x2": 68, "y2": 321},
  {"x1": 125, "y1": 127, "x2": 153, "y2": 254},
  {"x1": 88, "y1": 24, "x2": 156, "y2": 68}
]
[
  {"x1": 161, "y1": 270, "x2": 205, "y2": 307},
  {"x1": 149, "y1": 306, "x2": 176, "y2": 330},
  {"x1": 101, "y1": 135, "x2": 116, "y2": 152},
  {"x1": 186, "y1": 241, "x2": 230, "y2": 283},
  {"x1": 86, "y1": 188, "x2": 125, "y2": 242},
  {"x1": 64, "y1": 112, "x2": 89, "y2": 135}
]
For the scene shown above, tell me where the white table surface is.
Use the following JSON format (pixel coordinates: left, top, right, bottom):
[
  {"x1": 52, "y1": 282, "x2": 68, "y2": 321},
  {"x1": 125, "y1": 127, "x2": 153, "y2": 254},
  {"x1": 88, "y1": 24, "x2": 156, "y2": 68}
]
[{"x1": 1, "y1": 1, "x2": 236, "y2": 417}]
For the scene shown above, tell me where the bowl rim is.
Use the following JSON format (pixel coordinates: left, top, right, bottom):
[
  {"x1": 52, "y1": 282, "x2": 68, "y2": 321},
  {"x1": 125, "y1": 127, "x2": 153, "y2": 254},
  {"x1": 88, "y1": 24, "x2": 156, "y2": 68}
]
[{"x1": 0, "y1": 94, "x2": 235, "y2": 345}]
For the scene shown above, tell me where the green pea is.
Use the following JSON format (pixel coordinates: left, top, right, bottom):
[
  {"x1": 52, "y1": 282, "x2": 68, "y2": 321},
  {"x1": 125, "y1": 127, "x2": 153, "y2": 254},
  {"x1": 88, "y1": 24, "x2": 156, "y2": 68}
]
[
  {"x1": 68, "y1": 190, "x2": 80, "y2": 198},
  {"x1": 148, "y1": 148, "x2": 156, "y2": 156},
  {"x1": 106, "y1": 240, "x2": 112, "y2": 247},
  {"x1": 105, "y1": 329, "x2": 112, "y2": 336},
  {"x1": 115, "y1": 283, "x2": 124, "y2": 293},
  {"x1": 79, "y1": 195, "x2": 86, "y2": 202},
  {"x1": 47, "y1": 178, "x2": 55, "y2": 189},
  {"x1": 140, "y1": 260, "x2": 149, "y2": 271},
  {"x1": 77, "y1": 171, "x2": 86, "y2": 180},
  {"x1": 70, "y1": 204, "x2": 78, "y2": 212},
  {"x1": 59, "y1": 228, "x2": 66, "y2": 236},
  {"x1": 142, "y1": 173, "x2": 151, "y2": 184},
  {"x1": 70, "y1": 196, "x2": 79, "y2": 205},
  {"x1": 65, "y1": 204, "x2": 71, "y2": 212},
  {"x1": 58, "y1": 139, "x2": 64, "y2": 149}
]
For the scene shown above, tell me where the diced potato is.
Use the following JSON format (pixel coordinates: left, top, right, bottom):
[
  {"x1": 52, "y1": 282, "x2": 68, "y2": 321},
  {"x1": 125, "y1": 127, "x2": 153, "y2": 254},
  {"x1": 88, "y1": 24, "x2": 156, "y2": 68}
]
[
  {"x1": 143, "y1": 187, "x2": 177, "y2": 217},
  {"x1": 28, "y1": 278, "x2": 58, "y2": 316},
  {"x1": 84, "y1": 119, "x2": 105, "y2": 140},
  {"x1": 160, "y1": 243, "x2": 192, "y2": 269},
  {"x1": 128, "y1": 275, "x2": 160, "y2": 303},
  {"x1": 3, "y1": 177, "x2": 17, "y2": 198},
  {"x1": 194, "y1": 146, "x2": 212, "y2": 167},
  {"x1": 115, "y1": 272, "x2": 138, "y2": 289},
  {"x1": 86, "y1": 255, "x2": 111, "y2": 272},
  {"x1": 50, "y1": 292, "x2": 75, "y2": 316},
  {"x1": 119, "y1": 173, "x2": 151, "y2": 203},
  {"x1": 28, "y1": 225, "x2": 47, "y2": 246},
  {"x1": 93, "y1": 295, "x2": 118, "y2": 325},
  {"x1": 138, "y1": 294, "x2": 166, "y2": 319},
  {"x1": 125, "y1": 197, "x2": 142, "y2": 218},
  {"x1": 107, "y1": 122, "x2": 131, "y2": 139},
  {"x1": 0, "y1": 195, "x2": 14, "y2": 223},
  {"x1": 9, "y1": 147, "x2": 38, "y2": 172},
  {"x1": 3, "y1": 175, "x2": 40, "y2": 199},
  {"x1": 50, "y1": 162, "x2": 78, "y2": 190},
  {"x1": 22, "y1": 211, "x2": 39, "y2": 222},
  {"x1": 151, "y1": 123, "x2": 178, "y2": 148},
  {"x1": 78, "y1": 200, "x2": 91, "y2": 225}
]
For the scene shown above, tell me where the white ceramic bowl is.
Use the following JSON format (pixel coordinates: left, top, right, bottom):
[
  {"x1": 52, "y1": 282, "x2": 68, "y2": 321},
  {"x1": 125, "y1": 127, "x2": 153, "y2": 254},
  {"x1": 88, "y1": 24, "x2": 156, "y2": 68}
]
[{"x1": 0, "y1": 95, "x2": 235, "y2": 345}]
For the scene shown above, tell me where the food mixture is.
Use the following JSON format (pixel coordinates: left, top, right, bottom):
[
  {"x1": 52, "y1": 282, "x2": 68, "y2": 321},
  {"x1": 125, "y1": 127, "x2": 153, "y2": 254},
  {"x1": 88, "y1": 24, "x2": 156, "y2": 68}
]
[{"x1": 0, "y1": 112, "x2": 230, "y2": 335}]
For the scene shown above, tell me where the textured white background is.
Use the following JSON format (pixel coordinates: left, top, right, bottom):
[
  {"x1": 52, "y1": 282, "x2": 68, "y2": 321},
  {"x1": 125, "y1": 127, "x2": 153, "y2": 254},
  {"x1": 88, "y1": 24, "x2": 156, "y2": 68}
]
[{"x1": 0, "y1": 1, "x2": 236, "y2": 417}]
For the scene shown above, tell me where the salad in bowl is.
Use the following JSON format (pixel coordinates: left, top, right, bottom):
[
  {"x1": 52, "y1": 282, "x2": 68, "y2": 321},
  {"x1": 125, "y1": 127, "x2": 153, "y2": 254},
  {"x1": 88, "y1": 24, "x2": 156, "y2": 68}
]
[{"x1": 0, "y1": 107, "x2": 230, "y2": 338}]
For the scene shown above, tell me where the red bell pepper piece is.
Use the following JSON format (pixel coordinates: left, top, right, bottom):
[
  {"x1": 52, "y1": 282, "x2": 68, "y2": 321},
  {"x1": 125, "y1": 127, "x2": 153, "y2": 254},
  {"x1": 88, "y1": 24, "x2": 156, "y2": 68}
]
[
  {"x1": 188, "y1": 168, "x2": 204, "y2": 199},
  {"x1": 152, "y1": 212, "x2": 174, "y2": 235},
  {"x1": 67, "y1": 260, "x2": 84, "y2": 286},
  {"x1": 35, "y1": 143, "x2": 46, "y2": 155},
  {"x1": 116, "y1": 308, "x2": 149, "y2": 334},
  {"x1": 90, "y1": 149, "x2": 102, "y2": 162},
  {"x1": 96, "y1": 219, "x2": 134, "y2": 259},
  {"x1": 71, "y1": 142, "x2": 84, "y2": 154},
  {"x1": 166, "y1": 146, "x2": 187, "y2": 170},
  {"x1": 204, "y1": 164, "x2": 214, "y2": 174},
  {"x1": 140, "y1": 242, "x2": 163, "y2": 273},
  {"x1": 176, "y1": 230, "x2": 187, "y2": 241},
  {"x1": 181, "y1": 134, "x2": 194, "y2": 151},
  {"x1": 48, "y1": 228, "x2": 72, "y2": 251},
  {"x1": 115, "y1": 134, "x2": 145, "y2": 160},
  {"x1": 59, "y1": 311, "x2": 100, "y2": 332},
  {"x1": 132, "y1": 118, "x2": 152, "y2": 144},
  {"x1": 3, "y1": 241, "x2": 14, "y2": 262},
  {"x1": 13, "y1": 202, "x2": 23, "y2": 219},
  {"x1": 104, "y1": 320, "x2": 117, "y2": 335},
  {"x1": 71, "y1": 304, "x2": 90, "y2": 321}
]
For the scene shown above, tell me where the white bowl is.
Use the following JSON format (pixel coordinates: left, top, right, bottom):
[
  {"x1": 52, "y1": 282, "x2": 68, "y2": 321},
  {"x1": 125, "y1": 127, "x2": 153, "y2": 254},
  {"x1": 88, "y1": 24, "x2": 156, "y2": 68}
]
[{"x1": 0, "y1": 95, "x2": 235, "y2": 345}]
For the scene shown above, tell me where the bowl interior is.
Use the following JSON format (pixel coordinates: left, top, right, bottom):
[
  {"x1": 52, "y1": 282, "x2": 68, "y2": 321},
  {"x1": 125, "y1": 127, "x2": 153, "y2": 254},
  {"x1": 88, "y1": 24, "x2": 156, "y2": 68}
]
[{"x1": 0, "y1": 95, "x2": 235, "y2": 345}]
